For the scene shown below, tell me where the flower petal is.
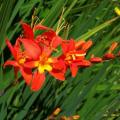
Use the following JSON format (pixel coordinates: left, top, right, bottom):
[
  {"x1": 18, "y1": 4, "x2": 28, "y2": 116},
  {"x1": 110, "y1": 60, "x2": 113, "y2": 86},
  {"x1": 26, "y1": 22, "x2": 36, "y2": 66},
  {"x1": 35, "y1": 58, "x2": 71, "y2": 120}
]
[
  {"x1": 6, "y1": 39, "x2": 17, "y2": 59},
  {"x1": 42, "y1": 30, "x2": 56, "y2": 40},
  {"x1": 50, "y1": 70, "x2": 65, "y2": 81},
  {"x1": 24, "y1": 61, "x2": 36, "y2": 68},
  {"x1": 21, "y1": 22, "x2": 34, "y2": 39},
  {"x1": 50, "y1": 60, "x2": 66, "y2": 81},
  {"x1": 62, "y1": 39, "x2": 75, "y2": 54},
  {"x1": 52, "y1": 36, "x2": 62, "y2": 48},
  {"x1": 20, "y1": 67, "x2": 32, "y2": 85},
  {"x1": 34, "y1": 24, "x2": 51, "y2": 31},
  {"x1": 70, "y1": 63, "x2": 78, "y2": 77},
  {"x1": 4, "y1": 60, "x2": 18, "y2": 67},
  {"x1": 78, "y1": 60, "x2": 91, "y2": 67},
  {"x1": 31, "y1": 71, "x2": 45, "y2": 91},
  {"x1": 14, "y1": 38, "x2": 21, "y2": 53},
  {"x1": 42, "y1": 47, "x2": 53, "y2": 57},
  {"x1": 52, "y1": 59, "x2": 66, "y2": 71},
  {"x1": 20, "y1": 38, "x2": 41, "y2": 60}
]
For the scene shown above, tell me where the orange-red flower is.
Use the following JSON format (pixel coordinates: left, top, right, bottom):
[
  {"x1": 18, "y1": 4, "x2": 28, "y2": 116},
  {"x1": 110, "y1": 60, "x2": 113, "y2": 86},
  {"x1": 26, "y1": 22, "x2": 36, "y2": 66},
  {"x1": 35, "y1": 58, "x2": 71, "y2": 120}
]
[
  {"x1": 21, "y1": 39, "x2": 65, "y2": 91},
  {"x1": 4, "y1": 39, "x2": 32, "y2": 85},
  {"x1": 60, "y1": 39, "x2": 91, "y2": 77}
]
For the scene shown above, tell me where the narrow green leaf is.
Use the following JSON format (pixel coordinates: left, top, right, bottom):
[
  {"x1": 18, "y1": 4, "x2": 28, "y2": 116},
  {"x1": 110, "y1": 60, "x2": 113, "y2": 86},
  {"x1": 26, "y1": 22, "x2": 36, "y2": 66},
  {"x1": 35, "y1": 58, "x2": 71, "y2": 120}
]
[{"x1": 76, "y1": 16, "x2": 119, "y2": 40}]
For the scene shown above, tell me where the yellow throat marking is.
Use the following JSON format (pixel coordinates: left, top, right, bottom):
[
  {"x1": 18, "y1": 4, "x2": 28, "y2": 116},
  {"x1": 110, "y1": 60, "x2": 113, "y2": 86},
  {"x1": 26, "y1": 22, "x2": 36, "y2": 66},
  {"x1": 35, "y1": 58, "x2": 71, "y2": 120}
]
[{"x1": 35, "y1": 58, "x2": 53, "y2": 73}]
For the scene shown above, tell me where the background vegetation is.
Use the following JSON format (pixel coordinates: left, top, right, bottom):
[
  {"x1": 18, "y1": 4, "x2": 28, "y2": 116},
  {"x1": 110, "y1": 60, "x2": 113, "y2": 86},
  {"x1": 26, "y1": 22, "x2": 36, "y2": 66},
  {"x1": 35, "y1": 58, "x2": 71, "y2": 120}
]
[{"x1": 0, "y1": 0, "x2": 120, "y2": 119}]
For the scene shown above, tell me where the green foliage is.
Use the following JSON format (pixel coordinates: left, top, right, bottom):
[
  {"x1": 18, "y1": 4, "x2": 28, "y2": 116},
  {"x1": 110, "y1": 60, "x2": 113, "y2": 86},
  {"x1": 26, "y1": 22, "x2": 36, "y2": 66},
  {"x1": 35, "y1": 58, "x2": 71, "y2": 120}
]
[{"x1": 0, "y1": 0, "x2": 120, "y2": 119}]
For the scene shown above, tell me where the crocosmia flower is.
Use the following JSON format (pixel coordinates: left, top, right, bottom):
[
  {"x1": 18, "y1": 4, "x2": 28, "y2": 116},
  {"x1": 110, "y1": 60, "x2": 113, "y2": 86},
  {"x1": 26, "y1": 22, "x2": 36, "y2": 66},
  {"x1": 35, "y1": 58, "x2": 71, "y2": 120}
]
[
  {"x1": 4, "y1": 39, "x2": 32, "y2": 85},
  {"x1": 60, "y1": 39, "x2": 90, "y2": 77},
  {"x1": 21, "y1": 38, "x2": 65, "y2": 91}
]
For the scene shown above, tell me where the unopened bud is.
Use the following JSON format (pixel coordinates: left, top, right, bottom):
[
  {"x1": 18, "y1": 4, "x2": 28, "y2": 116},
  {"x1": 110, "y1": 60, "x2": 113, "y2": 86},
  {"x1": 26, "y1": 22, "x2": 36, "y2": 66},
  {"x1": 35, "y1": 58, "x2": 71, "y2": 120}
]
[
  {"x1": 60, "y1": 116, "x2": 67, "y2": 120},
  {"x1": 75, "y1": 40, "x2": 85, "y2": 49},
  {"x1": 109, "y1": 42, "x2": 118, "y2": 53},
  {"x1": 53, "y1": 108, "x2": 61, "y2": 116},
  {"x1": 72, "y1": 115, "x2": 80, "y2": 120},
  {"x1": 81, "y1": 40, "x2": 93, "y2": 51}
]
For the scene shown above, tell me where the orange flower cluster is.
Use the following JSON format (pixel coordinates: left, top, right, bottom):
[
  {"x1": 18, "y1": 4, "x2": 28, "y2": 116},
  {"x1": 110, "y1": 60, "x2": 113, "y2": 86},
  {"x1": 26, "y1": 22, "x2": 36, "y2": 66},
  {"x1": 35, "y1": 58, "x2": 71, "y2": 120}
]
[{"x1": 4, "y1": 22, "x2": 119, "y2": 91}]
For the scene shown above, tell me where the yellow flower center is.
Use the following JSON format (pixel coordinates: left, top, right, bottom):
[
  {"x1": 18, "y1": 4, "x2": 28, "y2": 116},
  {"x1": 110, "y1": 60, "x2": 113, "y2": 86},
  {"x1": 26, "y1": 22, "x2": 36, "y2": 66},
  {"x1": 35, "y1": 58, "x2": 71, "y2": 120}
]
[{"x1": 35, "y1": 58, "x2": 53, "y2": 73}]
